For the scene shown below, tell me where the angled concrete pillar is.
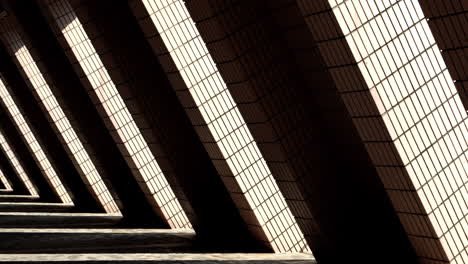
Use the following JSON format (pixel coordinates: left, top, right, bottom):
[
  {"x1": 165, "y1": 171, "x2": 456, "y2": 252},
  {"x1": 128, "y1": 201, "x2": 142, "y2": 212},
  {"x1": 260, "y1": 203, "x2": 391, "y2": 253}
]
[
  {"x1": 0, "y1": 107, "x2": 58, "y2": 202},
  {"x1": 0, "y1": 128, "x2": 37, "y2": 197},
  {"x1": 177, "y1": 0, "x2": 417, "y2": 262},
  {"x1": 0, "y1": 145, "x2": 28, "y2": 195},
  {"x1": 6, "y1": 0, "x2": 166, "y2": 227},
  {"x1": 297, "y1": 1, "x2": 468, "y2": 263},
  {"x1": 129, "y1": 0, "x2": 316, "y2": 254},
  {"x1": 0, "y1": 167, "x2": 11, "y2": 191},
  {"x1": 35, "y1": 0, "x2": 263, "y2": 250},
  {"x1": 0, "y1": 41, "x2": 101, "y2": 212},
  {"x1": 36, "y1": 0, "x2": 197, "y2": 229},
  {"x1": 0, "y1": 9, "x2": 122, "y2": 214}
]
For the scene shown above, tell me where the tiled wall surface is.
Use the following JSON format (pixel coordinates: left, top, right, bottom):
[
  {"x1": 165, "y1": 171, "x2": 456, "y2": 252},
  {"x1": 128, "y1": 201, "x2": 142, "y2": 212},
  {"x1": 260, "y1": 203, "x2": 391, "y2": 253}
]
[
  {"x1": 39, "y1": 0, "x2": 192, "y2": 228},
  {"x1": 297, "y1": 0, "x2": 468, "y2": 263},
  {"x1": 0, "y1": 18, "x2": 119, "y2": 213}
]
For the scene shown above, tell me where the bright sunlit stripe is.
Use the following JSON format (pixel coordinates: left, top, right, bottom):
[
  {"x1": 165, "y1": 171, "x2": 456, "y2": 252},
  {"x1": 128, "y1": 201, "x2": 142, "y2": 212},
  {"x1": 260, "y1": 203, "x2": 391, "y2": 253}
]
[
  {"x1": 0, "y1": 168, "x2": 12, "y2": 191},
  {"x1": 0, "y1": 27, "x2": 119, "y2": 213},
  {"x1": 45, "y1": 0, "x2": 190, "y2": 228},
  {"x1": 0, "y1": 75, "x2": 72, "y2": 203},
  {"x1": 142, "y1": 0, "x2": 310, "y2": 252},
  {"x1": 329, "y1": 0, "x2": 468, "y2": 262},
  {"x1": 0, "y1": 131, "x2": 37, "y2": 196}
]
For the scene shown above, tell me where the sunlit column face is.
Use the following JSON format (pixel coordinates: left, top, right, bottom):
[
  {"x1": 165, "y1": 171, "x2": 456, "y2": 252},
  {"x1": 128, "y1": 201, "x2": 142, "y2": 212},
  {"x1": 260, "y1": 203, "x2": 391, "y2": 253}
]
[
  {"x1": 44, "y1": 0, "x2": 191, "y2": 228},
  {"x1": 0, "y1": 75, "x2": 71, "y2": 203},
  {"x1": 141, "y1": 0, "x2": 310, "y2": 252},
  {"x1": 329, "y1": 0, "x2": 468, "y2": 262},
  {"x1": 0, "y1": 168, "x2": 12, "y2": 191},
  {"x1": 0, "y1": 131, "x2": 37, "y2": 196},
  {"x1": 0, "y1": 26, "x2": 119, "y2": 214}
]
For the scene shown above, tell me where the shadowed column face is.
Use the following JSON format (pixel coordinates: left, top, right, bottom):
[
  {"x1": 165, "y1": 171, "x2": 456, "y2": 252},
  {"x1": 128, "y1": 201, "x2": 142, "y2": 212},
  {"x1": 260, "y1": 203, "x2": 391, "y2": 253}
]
[
  {"x1": 0, "y1": 22, "x2": 119, "y2": 214},
  {"x1": 0, "y1": 131, "x2": 37, "y2": 196},
  {"x1": 0, "y1": 74, "x2": 71, "y2": 204},
  {"x1": 299, "y1": 0, "x2": 468, "y2": 262},
  {"x1": 418, "y1": 1, "x2": 468, "y2": 110},
  {"x1": 42, "y1": 0, "x2": 191, "y2": 229},
  {"x1": 139, "y1": 0, "x2": 310, "y2": 253}
]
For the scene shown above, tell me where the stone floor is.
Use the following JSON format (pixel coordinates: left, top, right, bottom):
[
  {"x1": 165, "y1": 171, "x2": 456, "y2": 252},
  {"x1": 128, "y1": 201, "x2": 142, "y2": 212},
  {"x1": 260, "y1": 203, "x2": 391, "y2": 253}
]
[
  {"x1": 0, "y1": 229, "x2": 195, "y2": 253},
  {"x1": 0, "y1": 202, "x2": 73, "y2": 212},
  {"x1": 0, "y1": 253, "x2": 315, "y2": 263},
  {"x1": 0, "y1": 213, "x2": 122, "y2": 228},
  {"x1": 0, "y1": 216, "x2": 316, "y2": 263},
  {"x1": 0, "y1": 195, "x2": 39, "y2": 202}
]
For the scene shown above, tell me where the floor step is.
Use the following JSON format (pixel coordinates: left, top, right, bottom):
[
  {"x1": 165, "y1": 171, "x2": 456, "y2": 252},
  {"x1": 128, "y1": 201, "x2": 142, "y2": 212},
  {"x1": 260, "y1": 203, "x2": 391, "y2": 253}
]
[
  {"x1": 0, "y1": 228, "x2": 195, "y2": 253},
  {"x1": 0, "y1": 253, "x2": 315, "y2": 263},
  {"x1": 0, "y1": 195, "x2": 40, "y2": 203},
  {"x1": 0, "y1": 212, "x2": 122, "y2": 228},
  {"x1": 0, "y1": 202, "x2": 73, "y2": 212}
]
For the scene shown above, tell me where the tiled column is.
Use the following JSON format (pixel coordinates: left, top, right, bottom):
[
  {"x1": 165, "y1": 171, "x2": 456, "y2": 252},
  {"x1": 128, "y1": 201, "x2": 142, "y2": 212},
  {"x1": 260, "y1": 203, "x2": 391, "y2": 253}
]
[
  {"x1": 49, "y1": 0, "x2": 261, "y2": 249},
  {"x1": 131, "y1": 0, "x2": 310, "y2": 253},
  {"x1": 0, "y1": 15, "x2": 120, "y2": 214},
  {"x1": 0, "y1": 144, "x2": 28, "y2": 194},
  {"x1": 7, "y1": 0, "x2": 166, "y2": 226},
  {"x1": 185, "y1": 0, "x2": 417, "y2": 260},
  {"x1": 182, "y1": 0, "x2": 320, "y2": 254},
  {"x1": 298, "y1": 1, "x2": 468, "y2": 263},
  {"x1": 0, "y1": 41, "x2": 102, "y2": 211},
  {"x1": 0, "y1": 102, "x2": 62, "y2": 202},
  {"x1": 418, "y1": 0, "x2": 468, "y2": 110},
  {"x1": 0, "y1": 129, "x2": 37, "y2": 197},
  {"x1": 38, "y1": 0, "x2": 192, "y2": 229},
  {"x1": 0, "y1": 168, "x2": 11, "y2": 191},
  {"x1": 0, "y1": 64, "x2": 72, "y2": 203},
  {"x1": 262, "y1": 1, "x2": 416, "y2": 261}
]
